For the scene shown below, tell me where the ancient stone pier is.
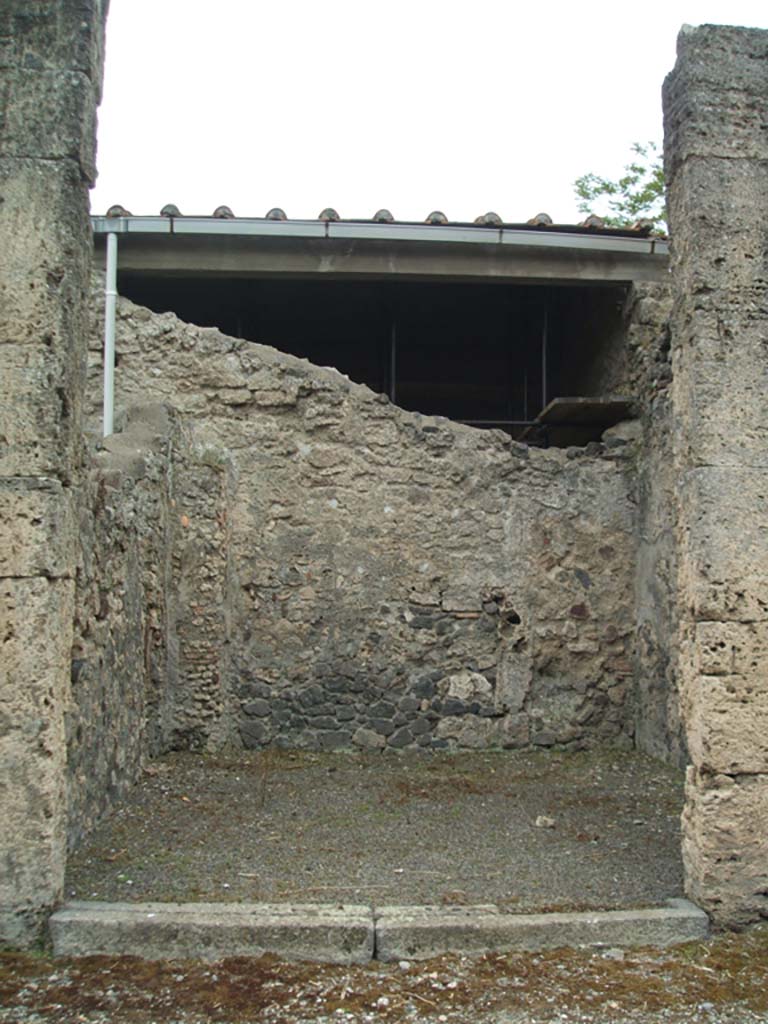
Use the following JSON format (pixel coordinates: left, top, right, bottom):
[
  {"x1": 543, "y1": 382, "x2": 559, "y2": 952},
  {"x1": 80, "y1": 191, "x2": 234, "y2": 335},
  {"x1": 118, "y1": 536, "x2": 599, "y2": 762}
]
[
  {"x1": 664, "y1": 24, "x2": 768, "y2": 925},
  {"x1": 0, "y1": 0, "x2": 109, "y2": 945}
]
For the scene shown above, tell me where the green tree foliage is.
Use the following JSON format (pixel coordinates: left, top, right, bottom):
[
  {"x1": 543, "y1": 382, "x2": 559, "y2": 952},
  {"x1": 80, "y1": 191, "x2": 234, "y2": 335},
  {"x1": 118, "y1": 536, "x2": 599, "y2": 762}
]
[{"x1": 574, "y1": 142, "x2": 666, "y2": 233}]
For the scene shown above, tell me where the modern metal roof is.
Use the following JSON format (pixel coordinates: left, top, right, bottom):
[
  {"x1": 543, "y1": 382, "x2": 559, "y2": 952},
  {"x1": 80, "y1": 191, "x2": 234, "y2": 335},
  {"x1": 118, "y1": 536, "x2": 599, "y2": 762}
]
[{"x1": 91, "y1": 207, "x2": 669, "y2": 284}]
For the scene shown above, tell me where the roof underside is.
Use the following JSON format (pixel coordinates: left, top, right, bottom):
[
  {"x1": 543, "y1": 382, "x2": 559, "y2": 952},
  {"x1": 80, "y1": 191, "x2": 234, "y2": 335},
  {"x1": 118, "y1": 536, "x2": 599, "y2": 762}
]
[{"x1": 92, "y1": 215, "x2": 669, "y2": 286}]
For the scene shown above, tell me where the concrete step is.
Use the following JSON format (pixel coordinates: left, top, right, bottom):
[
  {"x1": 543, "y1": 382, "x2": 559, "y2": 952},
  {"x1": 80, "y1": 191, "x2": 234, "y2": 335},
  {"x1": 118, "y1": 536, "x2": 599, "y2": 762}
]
[{"x1": 49, "y1": 898, "x2": 708, "y2": 964}]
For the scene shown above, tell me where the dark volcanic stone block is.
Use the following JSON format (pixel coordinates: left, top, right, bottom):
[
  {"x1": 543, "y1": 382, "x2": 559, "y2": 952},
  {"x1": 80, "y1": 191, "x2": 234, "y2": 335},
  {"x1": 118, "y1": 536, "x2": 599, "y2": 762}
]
[
  {"x1": 239, "y1": 719, "x2": 269, "y2": 748},
  {"x1": 242, "y1": 699, "x2": 270, "y2": 718},
  {"x1": 369, "y1": 718, "x2": 395, "y2": 736},
  {"x1": 387, "y1": 726, "x2": 414, "y2": 749},
  {"x1": 317, "y1": 730, "x2": 352, "y2": 750}
]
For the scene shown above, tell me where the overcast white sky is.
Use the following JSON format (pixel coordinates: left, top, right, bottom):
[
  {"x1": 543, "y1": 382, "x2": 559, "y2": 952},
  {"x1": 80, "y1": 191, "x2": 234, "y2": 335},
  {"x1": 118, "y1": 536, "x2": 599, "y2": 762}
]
[{"x1": 91, "y1": 1, "x2": 768, "y2": 224}]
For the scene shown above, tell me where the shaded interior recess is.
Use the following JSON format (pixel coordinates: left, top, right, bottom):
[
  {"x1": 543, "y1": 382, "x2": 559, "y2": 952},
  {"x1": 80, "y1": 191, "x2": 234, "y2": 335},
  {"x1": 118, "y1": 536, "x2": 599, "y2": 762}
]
[{"x1": 118, "y1": 273, "x2": 629, "y2": 442}]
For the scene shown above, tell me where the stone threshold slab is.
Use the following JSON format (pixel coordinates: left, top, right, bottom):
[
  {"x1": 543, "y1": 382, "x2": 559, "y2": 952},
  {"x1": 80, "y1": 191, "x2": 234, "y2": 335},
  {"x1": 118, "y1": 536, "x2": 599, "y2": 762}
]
[
  {"x1": 374, "y1": 899, "x2": 710, "y2": 961},
  {"x1": 49, "y1": 901, "x2": 374, "y2": 964},
  {"x1": 49, "y1": 898, "x2": 708, "y2": 964}
]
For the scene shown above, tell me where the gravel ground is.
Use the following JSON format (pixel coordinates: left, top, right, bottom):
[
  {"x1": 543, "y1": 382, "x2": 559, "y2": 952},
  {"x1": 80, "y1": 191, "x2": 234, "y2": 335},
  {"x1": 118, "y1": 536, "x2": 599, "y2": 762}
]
[
  {"x1": 65, "y1": 749, "x2": 684, "y2": 910},
  {"x1": 8, "y1": 750, "x2": 765, "y2": 1024},
  {"x1": 3, "y1": 924, "x2": 768, "y2": 1024}
]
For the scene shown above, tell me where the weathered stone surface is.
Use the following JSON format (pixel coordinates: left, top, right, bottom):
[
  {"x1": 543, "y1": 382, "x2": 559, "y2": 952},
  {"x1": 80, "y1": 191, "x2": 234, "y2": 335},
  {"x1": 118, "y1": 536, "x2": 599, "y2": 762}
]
[
  {"x1": 352, "y1": 727, "x2": 385, "y2": 750},
  {"x1": 387, "y1": 726, "x2": 413, "y2": 749},
  {"x1": 164, "y1": 448, "x2": 234, "y2": 753},
  {"x1": 374, "y1": 901, "x2": 709, "y2": 961},
  {"x1": 665, "y1": 23, "x2": 768, "y2": 924},
  {"x1": 663, "y1": 26, "x2": 768, "y2": 172},
  {"x1": 0, "y1": 68, "x2": 98, "y2": 175},
  {"x1": 436, "y1": 716, "x2": 496, "y2": 749},
  {"x1": 84, "y1": 290, "x2": 640, "y2": 755},
  {"x1": 0, "y1": 160, "x2": 91, "y2": 478},
  {"x1": 0, "y1": 0, "x2": 108, "y2": 949},
  {"x1": 0, "y1": 476, "x2": 74, "y2": 578},
  {"x1": 630, "y1": 288, "x2": 685, "y2": 766},
  {"x1": 7, "y1": 3, "x2": 768, "y2": 949},
  {"x1": 671, "y1": 307, "x2": 768, "y2": 472},
  {"x1": 684, "y1": 674, "x2": 768, "y2": 776},
  {"x1": 0, "y1": 2, "x2": 108, "y2": 99},
  {"x1": 439, "y1": 670, "x2": 492, "y2": 703},
  {"x1": 692, "y1": 621, "x2": 768, "y2": 679},
  {"x1": 676, "y1": 468, "x2": 768, "y2": 623},
  {"x1": 66, "y1": 411, "x2": 180, "y2": 846},
  {"x1": 682, "y1": 770, "x2": 768, "y2": 926},
  {"x1": 50, "y1": 901, "x2": 375, "y2": 964},
  {"x1": 0, "y1": 577, "x2": 74, "y2": 946},
  {"x1": 667, "y1": 160, "x2": 768, "y2": 295},
  {"x1": 240, "y1": 719, "x2": 270, "y2": 748},
  {"x1": 243, "y1": 699, "x2": 271, "y2": 717}
]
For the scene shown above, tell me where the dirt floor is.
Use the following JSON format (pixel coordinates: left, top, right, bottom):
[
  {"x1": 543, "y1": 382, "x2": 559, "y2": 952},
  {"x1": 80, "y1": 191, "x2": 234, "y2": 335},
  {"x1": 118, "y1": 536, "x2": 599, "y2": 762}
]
[
  {"x1": 9, "y1": 749, "x2": 768, "y2": 1023},
  {"x1": 65, "y1": 748, "x2": 684, "y2": 910},
  {"x1": 3, "y1": 925, "x2": 768, "y2": 1023}
]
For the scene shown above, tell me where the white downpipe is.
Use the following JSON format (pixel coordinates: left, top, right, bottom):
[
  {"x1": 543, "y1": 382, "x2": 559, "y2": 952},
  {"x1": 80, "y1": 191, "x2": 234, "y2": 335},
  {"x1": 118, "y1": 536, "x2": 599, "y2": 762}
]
[{"x1": 103, "y1": 231, "x2": 118, "y2": 437}]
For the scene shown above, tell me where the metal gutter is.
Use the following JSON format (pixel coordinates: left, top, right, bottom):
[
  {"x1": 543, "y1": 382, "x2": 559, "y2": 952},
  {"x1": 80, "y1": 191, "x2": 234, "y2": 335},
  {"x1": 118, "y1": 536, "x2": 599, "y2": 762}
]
[{"x1": 91, "y1": 216, "x2": 669, "y2": 257}]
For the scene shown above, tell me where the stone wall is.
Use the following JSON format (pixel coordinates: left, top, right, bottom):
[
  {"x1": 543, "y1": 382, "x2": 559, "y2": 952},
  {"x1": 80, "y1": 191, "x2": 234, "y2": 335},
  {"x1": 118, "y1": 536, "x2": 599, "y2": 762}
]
[
  {"x1": 85, "y1": 292, "x2": 643, "y2": 755},
  {"x1": 664, "y1": 24, "x2": 768, "y2": 925},
  {"x1": 67, "y1": 406, "x2": 175, "y2": 848},
  {"x1": 0, "y1": 0, "x2": 108, "y2": 946},
  {"x1": 624, "y1": 285, "x2": 687, "y2": 766},
  {"x1": 7, "y1": 0, "x2": 767, "y2": 941}
]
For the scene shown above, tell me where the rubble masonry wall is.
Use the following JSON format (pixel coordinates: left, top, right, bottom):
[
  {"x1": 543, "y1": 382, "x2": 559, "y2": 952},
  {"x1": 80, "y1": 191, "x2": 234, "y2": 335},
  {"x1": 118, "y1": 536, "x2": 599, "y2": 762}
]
[
  {"x1": 82, "y1": 293, "x2": 643, "y2": 758},
  {"x1": 67, "y1": 406, "x2": 176, "y2": 849}
]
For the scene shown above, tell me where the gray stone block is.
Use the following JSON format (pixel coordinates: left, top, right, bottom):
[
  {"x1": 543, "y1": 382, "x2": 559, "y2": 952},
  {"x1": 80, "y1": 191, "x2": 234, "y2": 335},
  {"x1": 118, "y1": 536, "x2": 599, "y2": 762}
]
[
  {"x1": 369, "y1": 718, "x2": 395, "y2": 736},
  {"x1": 297, "y1": 686, "x2": 324, "y2": 708},
  {"x1": 239, "y1": 720, "x2": 268, "y2": 748},
  {"x1": 316, "y1": 730, "x2": 352, "y2": 750},
  {"x1": 0, "y1": 68, "x2": 98, "y2": 179},
  {"x1": 50, "y1": 901, "x2": 374, "y2": 964},
  {"x1": 242, "y1": 699, "x2": 270, "y2": 718},
  {"x1": 352, "y1": 727, "x2": 385, "y2": 750},
  {"x1": 387, "y1": 726, "x2": 414, "y2": 749},
  {"x1": 443, "y1": 698, "x2": 468, "y2": 716},
  {"x1": 370, "y1": 700, "x2": 396, "y2": 718},
  {"x1": 374, "y1": 900, "x2": 709, "y2": 961},
  {"x1": 0, "y1": 476, "x2": 73, "y2": 578},
  {"x1": 309, "y1": 716, "x2": 337, "y2": 730}
]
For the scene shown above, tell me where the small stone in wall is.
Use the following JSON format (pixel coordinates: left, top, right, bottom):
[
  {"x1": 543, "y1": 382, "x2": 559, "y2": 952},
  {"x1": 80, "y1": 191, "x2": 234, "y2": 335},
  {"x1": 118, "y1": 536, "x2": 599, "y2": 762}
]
[
  {"x1": 569, "y1": 603, "x2": 590, "y2": 620},
  {"x1": 387, "y1": 726, "x2": 414, "y2": 749},
  {"x1": 435, "y1": 715, "x2": 498, "y2": 749},
  {"x1": 439, "y1": 670, "x2": 492, "y2": 703},
  {"x1": 441, "y1": 587, "x2": 483, "y2": 613},
  {"x1": 242, "y1": 699, "x2": 270, "y2": 717},
  {"x1": 239, "y1": 719, "x2": 269, "y2": 748},
  {"x1": 352, "y1": 727, "x2": 385, "y2": 750},
  {"x1": 535, "y1": 815, "x2": 556, "y2": 829},
  {"x1": 574, "y1": 569, "x2": 592, "y2": 590}
]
